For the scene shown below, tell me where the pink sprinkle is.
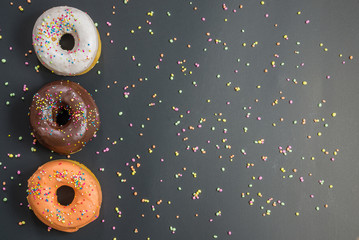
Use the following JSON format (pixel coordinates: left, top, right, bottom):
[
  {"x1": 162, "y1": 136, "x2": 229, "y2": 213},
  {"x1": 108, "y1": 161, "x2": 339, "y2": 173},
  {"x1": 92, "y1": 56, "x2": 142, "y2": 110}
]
[
  {"x1": 96, "y1": 151, "x2": 100, "y2": 154},
  {"x1": 257, "y1": 117, "x2": 261, "y2": 120},
  {"x1": 106, "y1": 22, "x2": 112, "y2": 26},
  {"x1": 326, "y1": 75, "x2": 331, "y2": 79},
  {"x1": 289, "y1": 100, "x2": 293, "y2": 104},
  {"x1": 258, "y1": 176, "x2": 263, "y2": 180},
  {"x1": 17, "y1": 170, "x2": 21, "y2": 175},
  {"x1": 110, "y1": 40, "x2": 114, "y2": 43},
  {"x1": 9, "y1": 47, "x2": 12, "y2": 50},
  {"x1": 102, "y1": 220, "x2": 105, "y2": 223},
  {"x1": 160, "y1": 158, "x2": 164, "y2": 162},
  {"x1": 265, "y1": 13, "x2": 269, "y2": 18},
  {"x1": 310, "y1": 194, "x2": 314, "y2": 198},
  {"x1": 129, "y1": 123, "x2": 133, "y2": 127},
  {"x1": 228, "y1": 231, "x2": 232, "y2": 236},
  {"x1": 25, "y1": 62, "x2": 29, "y2": 66},
  {"x1": 305, "y1": 20, "x2": 310, "y2": 24},
  {"x1": 201, "y1": 17, "x2": 206, "y2": 21},
  {"x1": 112, "y1": 226, "x2": 115, "y2": 230}
]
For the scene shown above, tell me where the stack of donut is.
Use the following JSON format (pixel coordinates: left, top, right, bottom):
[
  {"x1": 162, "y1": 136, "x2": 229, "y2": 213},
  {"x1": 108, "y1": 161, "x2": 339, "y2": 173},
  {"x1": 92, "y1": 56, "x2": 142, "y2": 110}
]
[{"x1": 27, "y1": 6, "x2": 103, "y2": 233}]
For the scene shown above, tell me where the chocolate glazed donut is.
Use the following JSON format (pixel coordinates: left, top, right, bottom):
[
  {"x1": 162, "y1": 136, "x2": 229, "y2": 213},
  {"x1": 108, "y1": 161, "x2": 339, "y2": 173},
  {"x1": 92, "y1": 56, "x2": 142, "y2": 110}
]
[{"x1": 29, "y1": 80, "x2": 100, "y2": 155}]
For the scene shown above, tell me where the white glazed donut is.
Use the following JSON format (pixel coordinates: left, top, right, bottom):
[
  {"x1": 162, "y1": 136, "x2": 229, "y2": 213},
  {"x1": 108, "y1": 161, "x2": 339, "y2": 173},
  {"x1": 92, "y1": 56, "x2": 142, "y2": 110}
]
[{"x1": 32, "y1": 6, "x2": 101, "y2": 76}]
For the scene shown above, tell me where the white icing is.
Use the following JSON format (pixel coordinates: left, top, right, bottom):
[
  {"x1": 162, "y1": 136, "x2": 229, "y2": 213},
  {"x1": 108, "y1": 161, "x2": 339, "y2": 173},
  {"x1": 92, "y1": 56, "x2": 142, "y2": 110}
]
[{"x1": 32, "y1": 6, "x2": 99, "y2": 76}]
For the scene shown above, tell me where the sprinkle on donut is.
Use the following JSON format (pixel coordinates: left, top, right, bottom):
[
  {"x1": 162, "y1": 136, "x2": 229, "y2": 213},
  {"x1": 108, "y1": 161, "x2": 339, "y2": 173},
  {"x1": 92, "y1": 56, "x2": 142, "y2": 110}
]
[
  {"x1": 27, "y1": 160, "x2": 102, "y2": 232},
  {"x1": 29, "y1": 80, "x2": 100, "y2": 155},
  {"x1": 32, "y1": 6, "x2": 101, "y2": 75}
]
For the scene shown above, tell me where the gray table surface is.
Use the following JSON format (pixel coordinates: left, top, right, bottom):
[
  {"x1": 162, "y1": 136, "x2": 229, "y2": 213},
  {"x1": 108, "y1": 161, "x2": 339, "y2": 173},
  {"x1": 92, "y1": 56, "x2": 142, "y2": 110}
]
[{"x1": 1, "y1": 0, "x2": 359, "y2": 239}]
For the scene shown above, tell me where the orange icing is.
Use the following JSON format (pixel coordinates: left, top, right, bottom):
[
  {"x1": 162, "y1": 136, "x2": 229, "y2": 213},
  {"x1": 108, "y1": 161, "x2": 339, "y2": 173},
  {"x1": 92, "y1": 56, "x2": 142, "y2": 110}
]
[{"x1": 27, "y1": 159, "x2": 102, "y2": 232}]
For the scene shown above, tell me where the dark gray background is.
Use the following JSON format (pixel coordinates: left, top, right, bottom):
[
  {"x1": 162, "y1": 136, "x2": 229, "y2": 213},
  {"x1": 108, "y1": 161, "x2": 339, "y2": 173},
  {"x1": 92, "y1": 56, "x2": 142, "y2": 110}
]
[{"x1": 0, "y1": 0, "x2": 359, "y2": 239}]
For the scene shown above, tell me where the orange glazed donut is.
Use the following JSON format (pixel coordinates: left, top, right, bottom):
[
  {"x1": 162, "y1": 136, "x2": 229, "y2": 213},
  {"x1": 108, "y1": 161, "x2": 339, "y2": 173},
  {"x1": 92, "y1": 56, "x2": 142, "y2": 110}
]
[{"x1": 27, "y1": 159, "x2": 102, "y2": 232}]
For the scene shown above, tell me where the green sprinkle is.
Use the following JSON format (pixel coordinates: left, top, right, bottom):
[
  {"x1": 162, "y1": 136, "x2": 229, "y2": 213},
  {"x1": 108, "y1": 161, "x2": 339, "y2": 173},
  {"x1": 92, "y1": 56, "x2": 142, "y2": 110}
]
[
  {"x1": 3, "y1": 198, "x2": 7, "y2": 202},
  {"x1": 97, "y1": 71, "x2": 101, "y2": 74},
  {"x1": 18, "y1": 136, "x2": 23, "y2": 141},
  {"x1": 118, "y1": 112, "x2": 123, "y2": 116},
  {"x1": 167, "y1": 11, "x2": 171, "y2": 16},
  {"x1": 1, "y1": 59, "x2": 6, "y2": 63},
  {"x1": 4, "y1": 82, "x2": 9, "y2": 86},
  {"x1": 5, "y1": 101, "x2": 10, "y2": 105}
]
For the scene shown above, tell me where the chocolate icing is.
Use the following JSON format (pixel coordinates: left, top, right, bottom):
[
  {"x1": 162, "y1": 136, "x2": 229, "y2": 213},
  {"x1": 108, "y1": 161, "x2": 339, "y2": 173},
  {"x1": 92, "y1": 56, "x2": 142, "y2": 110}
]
[{"x1": 29, "y1": 80, "x2": 100, "y2": 154}]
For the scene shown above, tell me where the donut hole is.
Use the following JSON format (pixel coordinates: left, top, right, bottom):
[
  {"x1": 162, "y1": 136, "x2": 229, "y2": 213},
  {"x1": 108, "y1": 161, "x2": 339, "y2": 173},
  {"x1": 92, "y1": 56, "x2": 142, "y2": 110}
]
[
  {"x1": 59, "y1": 33, "x2": 75, "y2": 51},
  {"x1": 56, "y1": 106, "x2": 71, "y2": 126},
  {"x1": 56, "y1": 186, "x2": 75, "y2": 206}
]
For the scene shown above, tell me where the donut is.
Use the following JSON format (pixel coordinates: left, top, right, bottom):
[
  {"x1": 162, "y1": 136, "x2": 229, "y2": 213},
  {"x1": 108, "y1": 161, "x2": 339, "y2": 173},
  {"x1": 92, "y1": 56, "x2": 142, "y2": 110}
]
[
  {"x1": 29, "y1": 80, "x2": 100, "y2": 155},
  {"x1": 27, "y1": 159, "x2": 102, "y2": 232},
  {"x1": 32, "y1": 6, "x2": 101, "y2": 76}
]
